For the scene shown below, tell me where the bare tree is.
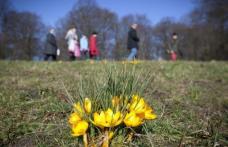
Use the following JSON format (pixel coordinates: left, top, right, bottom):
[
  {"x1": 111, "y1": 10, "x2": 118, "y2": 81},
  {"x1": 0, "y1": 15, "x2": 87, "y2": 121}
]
[
  {"x1": 0, "y1": 0, "x2": 11, "y2": 32},
  {"x1": 0, "y1": 0, "x2": 11, "y2": 58},
  {"x1": 56, "y1": 0, "x2": 118, "y2": 60},
  {"x1": 186, "y1": 0, "x2": 228, "y2": 60},
  {"x1": 2, "y1": 11, "x2": 45, "y2": 60}
]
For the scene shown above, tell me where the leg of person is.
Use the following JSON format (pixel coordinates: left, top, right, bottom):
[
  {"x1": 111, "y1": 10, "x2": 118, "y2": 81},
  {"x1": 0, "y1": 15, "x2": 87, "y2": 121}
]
[
  {"x1": 133, "y1": 48, "x2": 137, "y2": 59},
  {"x1": 80, "y1": 51, "x2": 84, "y2": 60},
  {"x1": 89, "y1": 53, "x2": 93, "y2": 59},
  {"x1": 69, "y1": 52, "x2": 75, "y2": 61},
  {"x1": 52, "y1": 55, "x2": 57, "y2": 61},
  {"x1": 81, "y1": 51, "x2": 84, "y2": 60},
  {"x1": 127, "y1": 48, "x2": 137, "y2": 61},
  {"x1": 92, "y1": 55, "x2": 95, "y2": 60},
  {"x1": 85, "y1": 51, "x2": 89, "y2": 60},
  {"x1": 91, "y1": 55, "x2": 96, "y2": 60},
  {"x1": 83, "y1": 51, "x2": 87, "y2": 60},
  {"x1": 44, "y1": 54, "x2": 50, "y2": 61},
  {"x1": 134, "y1": 54, "x2": 138, "y2": 60},
  {"x1": 71, "y1": 55, "x2": 75, "y2": 61}
]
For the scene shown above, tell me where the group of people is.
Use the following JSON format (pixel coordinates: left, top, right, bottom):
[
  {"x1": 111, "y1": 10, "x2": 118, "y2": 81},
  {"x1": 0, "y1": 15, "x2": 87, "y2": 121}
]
[
  {"x1": 44, "y1": 23, "x2": 178, "y2": 61},
  {"x1": 126, "y1": 23, "x2": 179, "y2": 61},
  {"x1": 44, "y1": 27, "x2": 99, "y2": 61},
  {"x1": 65, "y1": 28, "x2": 99, "y2": 61}
]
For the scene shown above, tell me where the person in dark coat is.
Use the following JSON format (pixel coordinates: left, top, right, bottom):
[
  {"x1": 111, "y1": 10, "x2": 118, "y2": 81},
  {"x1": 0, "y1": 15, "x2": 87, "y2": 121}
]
[
  {"x1": 44, "y1": 29, "x2": 58, "y2": 61},
  {"x1": 127, "y1": 23, "x2": 140, "y2": 60},
  {"x1": 166, "y1": 32, "x2": 183, "y2": 61}
]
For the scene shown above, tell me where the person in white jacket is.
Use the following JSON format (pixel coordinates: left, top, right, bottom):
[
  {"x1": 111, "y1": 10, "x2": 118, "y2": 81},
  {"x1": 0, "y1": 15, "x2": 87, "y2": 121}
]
[
  {"x1": 80, "y1": 35, "x2": 89, "y2": 59},
  {"x1": 65, "y1": 28, "x2": 80, "y2": 60}
]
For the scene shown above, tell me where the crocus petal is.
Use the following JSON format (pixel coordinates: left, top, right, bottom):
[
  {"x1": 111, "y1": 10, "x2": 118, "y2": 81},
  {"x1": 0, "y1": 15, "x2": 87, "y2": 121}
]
[
  {"x1": 130, "y1": 98, "x2": 146, "y2": 114},
  {"x1": 84, "y1": 98, "x2": 91, "y2": 113},
  {"x1": 132, "y1": 94, "x2": 140, "y2": 102},
  {"x1": 93, "y1": 111, "x2": 106, "y2": 128},
  {"x1": 74, "y1": 102, "x2": 83, "y2": 115},
  {"x1": 69, "y1": 112, "x2": 81, "y2": 125},
  {"x1": 112, "y1": 111, "x2": 122, "y2": 126},
  {"x1": 145, "y1": 112, "x2": 157, "y2": 120},
  {"x1": 105, "y1": 108, "x2": 114, "y2": 126},
  {"x1": 144, "y1": 103, "x2": 157, "y2": 119},
  {"x1": 145, "y1": 104, "x2": 153, "y2": 112},
  {"x1": 124, "y1": 111, "x2": 142, "y2": 127},
  {"x1": 134, "y1": 99, "x2": 146, "y2": 111}
]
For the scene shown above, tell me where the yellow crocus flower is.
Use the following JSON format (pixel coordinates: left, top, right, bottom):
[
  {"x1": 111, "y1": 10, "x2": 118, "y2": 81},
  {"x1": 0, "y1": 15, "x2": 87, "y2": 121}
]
[
  {"x1": 72, "y1": 120, "x2": 89, "y2": 137},
  {"x1": 124, "y1": 111, "x2": 143, "y2": 127},
  {"x1": 105, "y1": 108, "x2": 122, "y2": 127},
  {"x1": 105, "y1": 109, "x2": 114, "y2": 125},
  {"x1": 129, "y1": 98, "x2": 146, "y2": 114},
  {"x1": 84, "y1": 98, "x2": 92, "y2": 114},
  {"x1": 130, "y1": 95, "x2": 157, "y2": 120},
  {"x1": 93, "y1": 109, "x2": 123, "y2": 128},
  {"x1": 69, "y1": 112, "x2": 82, "y2": 125},
  {"x1": 74, "y1": 102, "x2": 84, "y2": 116},
  {"x1": 93, "y1": 111, "x2": 106, "y2": 128}
]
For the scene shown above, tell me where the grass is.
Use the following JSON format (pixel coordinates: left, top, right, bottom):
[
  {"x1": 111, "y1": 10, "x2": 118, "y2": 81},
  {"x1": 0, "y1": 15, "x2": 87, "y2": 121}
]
[{"x1": 0, "y1": 60, "x2": 227, "y2": 146}]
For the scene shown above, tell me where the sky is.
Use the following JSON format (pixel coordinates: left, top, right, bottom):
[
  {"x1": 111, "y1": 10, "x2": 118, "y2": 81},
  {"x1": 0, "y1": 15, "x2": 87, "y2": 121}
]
[{"x1": 11, "y1": 0, "x2": 195, "y2": 26}]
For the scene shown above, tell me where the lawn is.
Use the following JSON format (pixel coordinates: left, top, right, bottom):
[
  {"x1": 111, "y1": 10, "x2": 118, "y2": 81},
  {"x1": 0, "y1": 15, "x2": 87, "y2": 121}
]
[{"x1": 0, "y1": 60, "x2": 227, "y2": 147}]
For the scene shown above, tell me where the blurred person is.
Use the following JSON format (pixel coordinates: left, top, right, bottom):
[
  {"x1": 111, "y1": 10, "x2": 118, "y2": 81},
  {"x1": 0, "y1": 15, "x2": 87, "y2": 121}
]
[
  {"x1": 167, "y1": 32, "x2": 179, "y2": 61},
  {"x1": 80, "y1": 35, "x2": 89, "y2": 59},
  {"x1": 44, "y1": 28, "x2": 58, "y2": 61},
  {"x1": 127, "y1": 23, "x2": 140, "y2": 60},
  {"x1": 89, "y1": 32, "x2": 99, "y2": 60},
  {"x1": 65, "y1": 28, "x2": 80, "y2": 61}
]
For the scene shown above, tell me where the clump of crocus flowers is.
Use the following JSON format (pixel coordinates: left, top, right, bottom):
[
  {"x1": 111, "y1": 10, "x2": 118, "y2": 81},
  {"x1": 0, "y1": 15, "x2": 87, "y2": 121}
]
[{"x1": 68, "y1": 95, "x2": 157, "y2": 147}]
